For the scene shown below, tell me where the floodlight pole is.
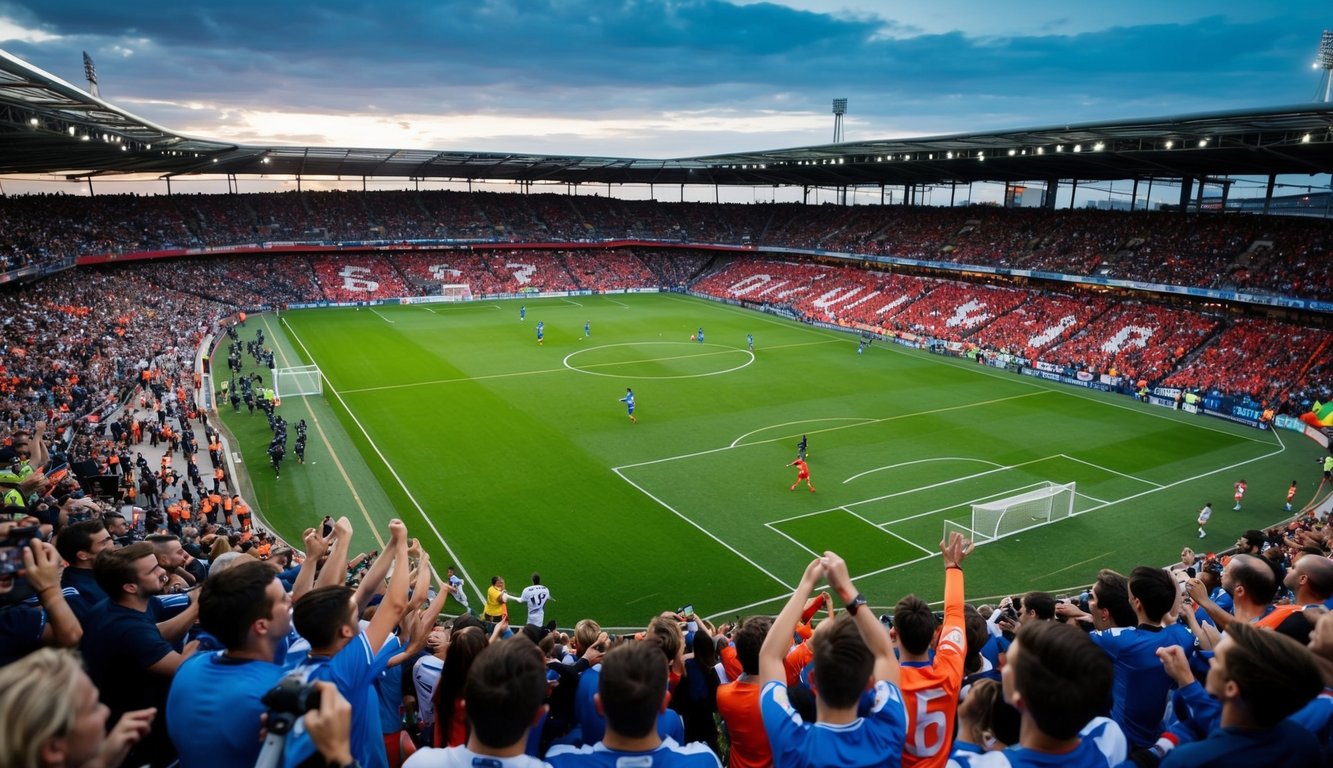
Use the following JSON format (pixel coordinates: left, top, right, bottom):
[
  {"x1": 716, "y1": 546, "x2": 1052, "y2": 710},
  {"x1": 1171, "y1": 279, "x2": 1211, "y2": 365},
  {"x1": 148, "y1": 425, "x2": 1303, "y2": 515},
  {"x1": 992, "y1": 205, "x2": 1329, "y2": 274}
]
[
  {"x1": 832, "y1": 98, "x2": 847, "y2": 143},
  {"x1": 1317, "y1": 30, "x2": 1333, "y2": 102}
]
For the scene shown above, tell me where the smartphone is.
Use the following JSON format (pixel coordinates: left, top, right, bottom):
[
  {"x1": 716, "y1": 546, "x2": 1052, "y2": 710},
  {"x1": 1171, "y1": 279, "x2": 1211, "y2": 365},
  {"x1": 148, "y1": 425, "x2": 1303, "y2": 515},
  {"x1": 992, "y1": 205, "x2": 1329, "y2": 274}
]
[{"x1": 678, "y1": 603, "x2": 694, "y2": 617}]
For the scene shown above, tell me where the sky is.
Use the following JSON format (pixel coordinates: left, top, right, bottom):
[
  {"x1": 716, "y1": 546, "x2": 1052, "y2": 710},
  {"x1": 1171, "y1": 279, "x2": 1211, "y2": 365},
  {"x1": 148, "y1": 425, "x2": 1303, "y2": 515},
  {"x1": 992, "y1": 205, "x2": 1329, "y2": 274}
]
[{"x1": 1, "y1": 1, "x2": 1330, "y2": 204}]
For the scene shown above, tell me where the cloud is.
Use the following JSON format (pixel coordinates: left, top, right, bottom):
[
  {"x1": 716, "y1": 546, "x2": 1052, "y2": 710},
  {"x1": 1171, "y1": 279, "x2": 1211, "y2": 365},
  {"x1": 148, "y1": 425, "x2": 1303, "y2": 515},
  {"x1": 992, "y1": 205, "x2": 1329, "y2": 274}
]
[{"x1": 1, "y1": 1, "x2": 1327, "y2": 155}]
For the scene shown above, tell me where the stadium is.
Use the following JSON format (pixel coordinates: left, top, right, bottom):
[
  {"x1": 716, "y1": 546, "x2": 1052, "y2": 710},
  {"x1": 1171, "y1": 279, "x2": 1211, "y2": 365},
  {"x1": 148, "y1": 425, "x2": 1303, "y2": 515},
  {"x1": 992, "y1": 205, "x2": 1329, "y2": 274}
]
[{"x1": 2, "y1": 14, "x2": 1333, "y2": 768}]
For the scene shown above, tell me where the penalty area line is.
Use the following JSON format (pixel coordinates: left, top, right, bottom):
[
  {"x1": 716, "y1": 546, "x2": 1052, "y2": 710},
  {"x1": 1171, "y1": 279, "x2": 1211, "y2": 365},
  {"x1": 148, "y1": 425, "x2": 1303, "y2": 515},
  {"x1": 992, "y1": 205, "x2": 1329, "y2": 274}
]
[{"x1": 613, "y1": 467, "x2": 793, "y2": 590}]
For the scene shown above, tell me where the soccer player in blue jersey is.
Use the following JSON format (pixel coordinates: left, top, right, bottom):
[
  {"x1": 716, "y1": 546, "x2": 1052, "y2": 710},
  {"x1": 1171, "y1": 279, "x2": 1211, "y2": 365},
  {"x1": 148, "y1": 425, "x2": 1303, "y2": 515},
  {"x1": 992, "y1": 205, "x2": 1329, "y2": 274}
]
[
  {"x1": 1088, "y1": 566, "x2": 1196, "y2": 750},
  {"x1": 1160, "y1": 622, "x2": 1322, "y2": 767},
  {"x1": 520, "y1": 305, "x2": 526, "y2": 321},
  {"x1": 758, "y1": 551, "x2": 906, "y2": 768},
  {"x1": 585, "y1": 320, "x2": 591, "y2": 337},
  {"x1": 747, "y1": 333, "x2": 754, "y2": 351},
  {"x1": 697, "y1": 327, "x2": 704, "y2": 343},
  {"x1": 536, "y1": 321, "x2": 544, "y2": 345},
  {"x1": 947, "y1": 621, "x2": 1122, "y2": 768},
  {"x1": 620, "y1": 388, "x2": 637, "y2": 423}
]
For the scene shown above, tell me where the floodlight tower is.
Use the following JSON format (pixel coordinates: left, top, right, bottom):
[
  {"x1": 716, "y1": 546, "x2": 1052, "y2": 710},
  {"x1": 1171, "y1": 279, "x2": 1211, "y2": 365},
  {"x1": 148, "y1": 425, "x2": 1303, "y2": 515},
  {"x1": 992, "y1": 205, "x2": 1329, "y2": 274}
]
[
  {"x1": 1317, "y1": 30, "x2": 1333, "y2": 103},
  {"x1": 82, "y1": 51, "x2": 99, "y2": 98},
  {"x1": 832, "y1": 98, "x2": 847, "y2": 143}
]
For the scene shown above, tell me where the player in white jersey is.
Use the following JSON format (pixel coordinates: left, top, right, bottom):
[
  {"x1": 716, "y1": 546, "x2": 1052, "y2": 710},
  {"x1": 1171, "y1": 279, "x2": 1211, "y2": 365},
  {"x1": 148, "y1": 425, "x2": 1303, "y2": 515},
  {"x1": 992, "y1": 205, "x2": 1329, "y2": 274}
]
[
  {"x1": 519, "y1": 571, "x2": 552, "y2": 628},
  {"x1": 444, "y1": 565, "x2": 470, "y2": 613},
  {"x1": 1196, "y1": 502, "x2": 1212, "y2": 539}
]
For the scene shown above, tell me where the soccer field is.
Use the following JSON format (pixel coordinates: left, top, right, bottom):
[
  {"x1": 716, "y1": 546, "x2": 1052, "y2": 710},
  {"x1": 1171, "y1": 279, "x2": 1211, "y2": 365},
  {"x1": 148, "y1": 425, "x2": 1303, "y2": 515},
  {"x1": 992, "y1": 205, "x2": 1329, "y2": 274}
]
[{"x1": 217, "y1": 292, "x2": 1309, "y2": 628}]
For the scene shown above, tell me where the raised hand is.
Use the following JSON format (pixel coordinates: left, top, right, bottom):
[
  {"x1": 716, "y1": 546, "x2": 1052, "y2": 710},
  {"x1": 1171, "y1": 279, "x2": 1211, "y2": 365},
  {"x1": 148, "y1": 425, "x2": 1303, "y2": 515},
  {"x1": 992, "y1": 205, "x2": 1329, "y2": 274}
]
[{"x1": 939, "y1": 532, "x2": 974, "y2": 569}]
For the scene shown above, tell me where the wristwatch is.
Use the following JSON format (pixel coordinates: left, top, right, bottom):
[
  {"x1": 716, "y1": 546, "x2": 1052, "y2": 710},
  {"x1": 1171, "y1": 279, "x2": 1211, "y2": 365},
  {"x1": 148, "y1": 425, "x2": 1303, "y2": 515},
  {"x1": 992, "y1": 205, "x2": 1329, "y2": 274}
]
[{"x1": 845, "y1": 593, "x2": 868, "y2": 615}]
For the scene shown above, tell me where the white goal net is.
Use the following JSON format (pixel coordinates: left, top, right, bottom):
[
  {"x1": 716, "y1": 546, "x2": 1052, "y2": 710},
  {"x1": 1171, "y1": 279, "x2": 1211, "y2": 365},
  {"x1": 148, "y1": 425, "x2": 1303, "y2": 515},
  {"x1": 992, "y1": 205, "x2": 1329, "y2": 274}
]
[
  {"x1": 274, "y1": 365, "x2": 323, "y2": 398},
  {"x1": 441, "y1": 283, "x2": 474, "y2": 302},
  {"x1": 945, "y1": 482, "x2": 1076, "y2": 545}
]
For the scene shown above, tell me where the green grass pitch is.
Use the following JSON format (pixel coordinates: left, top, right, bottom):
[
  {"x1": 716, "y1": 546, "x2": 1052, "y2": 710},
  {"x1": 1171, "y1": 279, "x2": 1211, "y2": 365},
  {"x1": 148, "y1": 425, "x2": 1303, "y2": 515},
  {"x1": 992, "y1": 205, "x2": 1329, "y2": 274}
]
[{"x1": 215, "y1": 293, "x2": 1313, "y2": 629}]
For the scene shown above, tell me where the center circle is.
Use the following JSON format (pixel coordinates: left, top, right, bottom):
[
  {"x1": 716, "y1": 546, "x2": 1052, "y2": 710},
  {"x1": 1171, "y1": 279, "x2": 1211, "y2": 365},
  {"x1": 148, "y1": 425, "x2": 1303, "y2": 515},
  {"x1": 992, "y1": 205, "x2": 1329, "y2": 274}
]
[{"x1": 562, "y1": 342, "x2": 755, "y2": 379}]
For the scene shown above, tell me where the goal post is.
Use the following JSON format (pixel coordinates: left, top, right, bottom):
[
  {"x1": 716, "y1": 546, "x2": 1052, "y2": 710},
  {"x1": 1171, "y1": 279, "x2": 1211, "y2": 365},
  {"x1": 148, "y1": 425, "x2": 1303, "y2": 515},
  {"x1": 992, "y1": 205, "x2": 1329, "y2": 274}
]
[
  {"x1": 440, "y1": 283, "x2": 473, "y2": 302},
  {"x1": 274, "y1": 364, "x2": 323, "y2": 398},
  {"x1": 948, "y1": 482, "x2": 1076, "y2": 545}
]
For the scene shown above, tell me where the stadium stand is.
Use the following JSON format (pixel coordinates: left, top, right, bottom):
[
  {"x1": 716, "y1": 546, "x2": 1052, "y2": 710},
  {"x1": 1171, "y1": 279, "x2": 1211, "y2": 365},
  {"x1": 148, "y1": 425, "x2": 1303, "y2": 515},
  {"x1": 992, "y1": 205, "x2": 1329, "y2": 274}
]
[{"x1": 4, "y1": 191, "x2": 1333, "y2": 767}]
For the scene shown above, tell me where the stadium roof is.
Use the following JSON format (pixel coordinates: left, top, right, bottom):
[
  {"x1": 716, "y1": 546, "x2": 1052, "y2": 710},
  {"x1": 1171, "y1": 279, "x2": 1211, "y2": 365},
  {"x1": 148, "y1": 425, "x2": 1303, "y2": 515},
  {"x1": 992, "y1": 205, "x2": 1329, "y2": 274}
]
[{"x1": 3, "y1": 47, "x2": 1333, "y2": 190}]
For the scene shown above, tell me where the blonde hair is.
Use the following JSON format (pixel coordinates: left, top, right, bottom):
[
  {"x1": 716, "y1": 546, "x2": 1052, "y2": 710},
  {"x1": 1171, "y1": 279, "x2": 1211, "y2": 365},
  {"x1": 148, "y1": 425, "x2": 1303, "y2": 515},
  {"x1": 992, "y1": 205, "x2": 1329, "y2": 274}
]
[
  {"x1": 0, "y1": 648, "x2": 89, "y2": 768},
  {"x1": 208, "y1": 535, "x2": 233, "y2": 560},
  {"x1": 574, "y1": 618, "x2": 601, "y2": 656}
]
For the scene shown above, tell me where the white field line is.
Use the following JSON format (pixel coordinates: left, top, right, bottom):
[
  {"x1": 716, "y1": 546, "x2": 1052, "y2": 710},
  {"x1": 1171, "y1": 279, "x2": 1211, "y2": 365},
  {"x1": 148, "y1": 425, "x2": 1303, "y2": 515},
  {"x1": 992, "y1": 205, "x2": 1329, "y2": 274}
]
[
  {"x1": 340, "y1": 342, "x2": 829, "y2": 395},
  {"x1": 613, "y1": 467, "x2": 793, "y2": 590},
  {"x1": 762, "y1": 522, "x2": 821, "y2": 558},
  {"x1": 281, "y1": 318, "x2": 483, "y2": 606},
  {"x1": 260, "y1": 315, "x2": 385, "y2": 549},
  {"x1": 1059, "y1": 453, "x2": 1163, "y2": 488},
  {"x1": 841, "y1": 506, "x2": 934, "y2": 556},
  {"x1": 561, "y1": 298, "x2": 583, "y2": 307},
  {"x1": 845, "y1": 457, "x2": 1004, "y2": 484},
  {"x1": 618, "y1": 391, "x2": 1048, "y2": 472},
  {"x1": 878, "y1": 481, "x2": 1053, "y2": 528},
  {"x1": 604, "y1": 297, "x2": 631, "y2": 308},
  {"x1": 708, "y1": 430, "x2": 1288, "y2": 620},
  {"x1": 731, "y1": 417, "x2": 875, "y2": 449},
  {"x1": 842, "y1": 456, "x2": 1063, "y2": 518},
  {"x1": 368, "y1": 308, "x2": 396, "y2": 324}
]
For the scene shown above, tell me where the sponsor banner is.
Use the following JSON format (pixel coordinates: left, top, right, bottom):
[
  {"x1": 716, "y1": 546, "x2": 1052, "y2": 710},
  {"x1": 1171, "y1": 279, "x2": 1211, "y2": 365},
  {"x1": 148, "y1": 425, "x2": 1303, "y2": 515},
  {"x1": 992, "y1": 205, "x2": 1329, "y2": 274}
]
[
  {"x1": 1231, "y1": 403, "x2": 1264, "y2": 422},
  {"x1": 1274, "y1": 414, "x2": 1305, "y2": 433},
  {"x1": 1148, "y1": 395, "x2": 1177, "y2": 408},
  {"x1": 1034, "y1": 360, "x2": 1065, "y2": 374},
  {"x1": 1075, "y1": 371, "x2": 1094, "y2": 382},
  {"x1": 893, "y1": 337, "x2": 922, "y2": 350},
  {"x1": 1203, "y1": 408, "x2": 1263, "y2": 428},
  {"x1": 1182, "y1": 403, "x2": 1200, "y2": 415},
  {"x1": 400, "y1": 295, "x2": 452, "y2": 305},
  {"x1": 1099, "y1": 374, "x2": 1121, "y2": 387},
  {"x1": 1153, "y1": 386, "x2": 1183, "y2": 399},
  {"x1": 1021, "y1": 367, "x2": 1063, "y2": 383}
]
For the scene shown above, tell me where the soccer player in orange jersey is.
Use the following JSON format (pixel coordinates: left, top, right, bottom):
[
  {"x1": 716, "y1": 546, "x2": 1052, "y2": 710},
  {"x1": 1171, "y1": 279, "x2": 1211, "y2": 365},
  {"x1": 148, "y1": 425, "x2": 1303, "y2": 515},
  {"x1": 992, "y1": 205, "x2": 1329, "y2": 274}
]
[
  {"x1": 1233, "y1": 478, "x2": 1247, "y2": 510},
  {"x1": 788, "y1": 457, "x2": 815, "y2": 492},
  {"x1": 1286, "y1": 480, "x2": 1298, "y2": 512},
  {"x1": 893, "y1": 532, "x2": 973, "y2": 768}
]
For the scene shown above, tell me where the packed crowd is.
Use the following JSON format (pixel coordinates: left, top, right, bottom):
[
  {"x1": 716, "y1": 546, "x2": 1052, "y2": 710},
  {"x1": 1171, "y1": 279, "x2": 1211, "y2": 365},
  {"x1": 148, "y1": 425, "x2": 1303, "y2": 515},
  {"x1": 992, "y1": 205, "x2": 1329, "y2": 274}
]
[
  {"x1": 0, "y1": 236, "x2": 1332, "y2": 766},
  {"x1": 5, "y1": 479, "x2": 1333, "y2": 768},
  {"x1": 692, "y1": 257, "x2": 1331, "y2": 404},
  {"x1": 6, "y1": 191, "x2": 1333, "y2": 300}
]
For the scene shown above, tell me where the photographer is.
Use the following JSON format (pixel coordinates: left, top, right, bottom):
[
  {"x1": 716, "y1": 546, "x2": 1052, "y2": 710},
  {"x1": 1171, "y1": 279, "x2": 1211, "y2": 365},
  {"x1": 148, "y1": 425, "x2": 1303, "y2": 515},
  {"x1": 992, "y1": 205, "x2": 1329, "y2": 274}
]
[{"x1": 0, "y1": 532, "x2": 83, "y2": 666}]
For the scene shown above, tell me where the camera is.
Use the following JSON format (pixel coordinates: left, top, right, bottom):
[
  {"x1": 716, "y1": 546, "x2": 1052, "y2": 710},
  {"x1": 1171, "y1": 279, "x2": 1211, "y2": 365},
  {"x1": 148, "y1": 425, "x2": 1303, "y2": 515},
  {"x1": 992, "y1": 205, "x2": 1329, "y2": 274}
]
[
  {"x1": 262, "y1": 676, "x2": 321, "y2": 715},
  {"x1": 0, "y1": 526, "x2": 41, "y2": 576}
]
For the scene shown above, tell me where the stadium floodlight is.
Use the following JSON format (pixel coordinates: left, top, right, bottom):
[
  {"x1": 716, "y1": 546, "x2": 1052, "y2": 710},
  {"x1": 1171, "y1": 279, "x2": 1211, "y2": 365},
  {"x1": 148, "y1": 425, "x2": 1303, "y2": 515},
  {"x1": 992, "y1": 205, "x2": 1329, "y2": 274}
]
[
  {"x1": 832, "y1": 98, "x2": 847, "y2": 143},
  {"x1": 1318, "y1": 30, "x2": 1333, "y2": 102}
]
